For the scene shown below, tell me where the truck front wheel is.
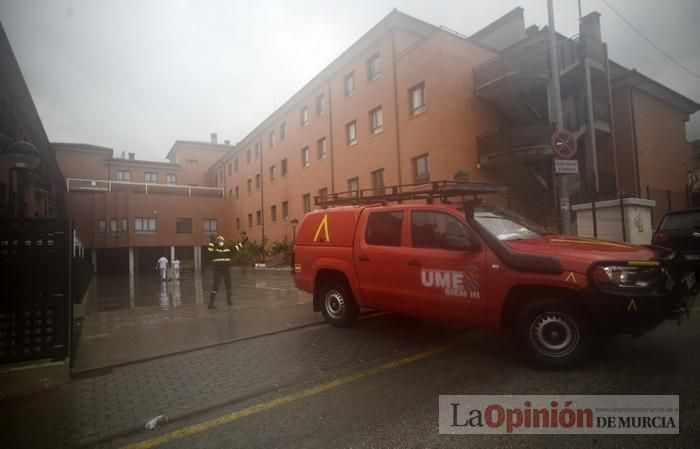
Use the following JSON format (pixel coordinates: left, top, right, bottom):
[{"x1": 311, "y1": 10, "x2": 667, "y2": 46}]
[
  {"x1": 516, "y1": 298, "x2": 591, "y2": 369},
  {"x1": 320, "y1": 281, "x2": 359, "y2": 327}
]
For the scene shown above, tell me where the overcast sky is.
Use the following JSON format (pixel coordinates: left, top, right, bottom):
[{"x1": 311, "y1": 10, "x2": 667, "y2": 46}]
[{"x1": 1, "y1": 0, "x2": 698, "y2": 161}]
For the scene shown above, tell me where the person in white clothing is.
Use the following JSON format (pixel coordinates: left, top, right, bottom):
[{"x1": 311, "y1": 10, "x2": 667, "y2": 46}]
[
  {"x1": 156, "y1": 255, "x2": 169, "y2": 281},
  {"x1": 172, "y1": 258, "x2": 180, "y2": 281}
]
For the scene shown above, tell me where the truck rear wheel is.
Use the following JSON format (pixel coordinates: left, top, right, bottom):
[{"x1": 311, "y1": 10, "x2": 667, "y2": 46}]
[
  {"x1": 320, "y1": 281, "x2": 359, "y2": 327},
  {"x1": 516, "y1": 298, "x2": 591, "y2": 369}
]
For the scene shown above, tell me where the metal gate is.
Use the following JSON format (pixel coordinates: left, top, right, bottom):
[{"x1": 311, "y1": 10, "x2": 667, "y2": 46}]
[{"x1": 0, "y1": 219, "x2": 71, "y2": 364}]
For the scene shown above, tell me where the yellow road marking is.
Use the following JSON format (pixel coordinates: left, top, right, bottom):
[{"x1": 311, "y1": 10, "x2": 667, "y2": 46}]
[{"x1": 121, "y1": 344, "x2": 453, "y2": 449}]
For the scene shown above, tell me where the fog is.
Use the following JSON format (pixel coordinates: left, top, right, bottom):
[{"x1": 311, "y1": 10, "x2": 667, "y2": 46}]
[{"x1": 1, "y1": 0, "x2": 698, "y2": 161}]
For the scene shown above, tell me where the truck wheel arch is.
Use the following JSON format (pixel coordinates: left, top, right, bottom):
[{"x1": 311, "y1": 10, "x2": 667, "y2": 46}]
[
  {"x1": 500, "y1": 285, "x2": 590, "y2": 330},
  {"x1": 313, "y1": 268, "x2": 360, "y2": 312}
]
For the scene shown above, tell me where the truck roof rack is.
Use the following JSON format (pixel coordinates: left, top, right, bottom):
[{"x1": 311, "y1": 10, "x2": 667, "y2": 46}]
[{"x1": 314, "y1": 180, "x2": 506, "y2": 208}]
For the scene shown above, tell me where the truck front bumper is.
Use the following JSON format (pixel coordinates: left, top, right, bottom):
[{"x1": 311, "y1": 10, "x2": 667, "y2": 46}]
[{"x1": 581, "y1": 287, "x2": 696, "y2": 336}]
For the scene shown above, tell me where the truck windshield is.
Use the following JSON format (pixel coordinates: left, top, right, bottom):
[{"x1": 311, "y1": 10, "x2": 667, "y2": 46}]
[{"x1": 474, "y1": 208, "x2": 546, "y2": 241}]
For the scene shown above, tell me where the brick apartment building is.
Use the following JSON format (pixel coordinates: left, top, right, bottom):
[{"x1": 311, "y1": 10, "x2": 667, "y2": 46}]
[
  {"x1": 53, "y1": 8, "x2": 698, "y2": 273},
  {"x1": 1, "y1": 23, "x2": 66, "y2": 220}
]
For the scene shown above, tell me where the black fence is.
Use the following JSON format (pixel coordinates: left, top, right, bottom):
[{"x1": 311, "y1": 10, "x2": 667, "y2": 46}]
[{"x1": 0, "y1": 219, "x2": 72, "y2": 364}]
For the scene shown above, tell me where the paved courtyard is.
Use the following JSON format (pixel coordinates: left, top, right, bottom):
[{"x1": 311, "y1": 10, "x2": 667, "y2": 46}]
[{"x1": 73, "y1": 269, "x2": 315, "y2": 372}]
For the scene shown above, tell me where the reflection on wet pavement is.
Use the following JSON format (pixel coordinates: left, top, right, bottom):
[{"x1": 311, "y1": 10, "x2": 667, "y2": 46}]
[{"x1": 74, "y1": 269, "x2": 315, "y2": 372}]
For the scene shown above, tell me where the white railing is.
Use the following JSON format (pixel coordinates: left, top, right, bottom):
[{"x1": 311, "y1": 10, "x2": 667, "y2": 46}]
[{"x1": 66, "y1": 178, "x2": 225, "y2": 198}]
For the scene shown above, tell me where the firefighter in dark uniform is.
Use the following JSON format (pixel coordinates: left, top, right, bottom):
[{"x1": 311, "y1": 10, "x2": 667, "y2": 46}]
[{"x1": 207, "y1": 234, "x2": 245, "y2": 309}]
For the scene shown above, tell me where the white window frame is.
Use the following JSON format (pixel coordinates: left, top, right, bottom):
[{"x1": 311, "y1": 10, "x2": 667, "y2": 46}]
[
  {"x1": 370, "y1": 107, "x2": 383, "y2": 135},
  {"x1": 317, "y1": 137, "x2": 327, "y2": 160},
  {"x1": 367, "y1": 53, "x2": 381, "y2": 81},
  {"x1": 344, "y1": 72, "x2": 355, "y2": 96},
  {"x1": 203, "y1": 218, "x2": 217, "y2": 233},
  {"x1": 300, "y1": 106, "x2": 309, "y2": 127},
  {"x1": 410, "y1": 82, "x2": 427, "y2": 116},
  {"x1": 301, "y1": 147, "x2": 310, "y2": 168},
  {"x1": 346, "y1": 121, "x2": 357, "y2": 146}
]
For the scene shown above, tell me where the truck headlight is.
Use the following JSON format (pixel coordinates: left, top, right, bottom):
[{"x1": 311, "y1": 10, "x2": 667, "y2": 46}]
[{"x1": 591, "y1": 264, "x2": 662, "y2": 292}]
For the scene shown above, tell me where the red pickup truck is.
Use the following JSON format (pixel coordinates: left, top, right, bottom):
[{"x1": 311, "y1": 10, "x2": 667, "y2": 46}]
[{"x1": 292, "y1": 182, "x2": 696, "y2": 368}]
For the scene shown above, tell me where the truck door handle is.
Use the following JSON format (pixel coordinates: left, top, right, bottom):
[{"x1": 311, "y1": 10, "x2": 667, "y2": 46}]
[
  {"x1": 358, "y1": 255, "x2": 370, "y2": 262},
  {"x1": 408, "y1": 259, "x2": 421, "y2": 267}
]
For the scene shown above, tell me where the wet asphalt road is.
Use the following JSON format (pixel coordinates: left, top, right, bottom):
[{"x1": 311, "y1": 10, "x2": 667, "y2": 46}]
[{"x1": 102, "y1": 309, "x2": 700, "y2": 449}]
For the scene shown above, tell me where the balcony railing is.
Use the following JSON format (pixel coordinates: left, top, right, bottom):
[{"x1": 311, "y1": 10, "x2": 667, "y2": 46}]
[
  {"x1": 563, "y1": 100, "x2": 611, "y2": 132},
  {"x1": 66, "y1": 178, "x2": 225, "y2": 198},
  {"x1": 477, "y1": 122, "x2": 555, "y2": 161},
  {"x1": 473, "y1": 43, "x2": 550, "y2": 91},
  {"x1": 474, "y1": 34, "x2": 607, "y2": 92}
]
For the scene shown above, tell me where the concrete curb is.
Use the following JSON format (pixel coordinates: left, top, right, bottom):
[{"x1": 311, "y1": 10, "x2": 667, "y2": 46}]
[{"x1": 71, "y1": 310, "x2": 381, "y2": 378}]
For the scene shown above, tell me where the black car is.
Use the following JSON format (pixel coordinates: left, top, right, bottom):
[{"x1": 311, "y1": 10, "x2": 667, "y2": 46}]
[{"x1": 653, "y1": 208, "x2": 700, "y2": 269}]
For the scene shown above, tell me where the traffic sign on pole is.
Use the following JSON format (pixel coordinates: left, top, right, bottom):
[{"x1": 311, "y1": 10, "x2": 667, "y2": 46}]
[{"x1": 550, "y1": 129, "x2": 577, "y2": 159}]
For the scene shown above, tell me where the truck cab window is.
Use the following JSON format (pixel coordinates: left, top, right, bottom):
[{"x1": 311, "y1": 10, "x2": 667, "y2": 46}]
[
  {"x1": 411, "y1": 211, "x2": 472, "y2": 249},
  {"x1": 365, "y1": 211, "x2": 403, "y2": 246}
]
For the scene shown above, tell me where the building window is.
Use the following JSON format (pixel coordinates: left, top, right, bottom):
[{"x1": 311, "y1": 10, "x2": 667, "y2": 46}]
[
  {"x1": 234, "y1": 158, "x2": 239, "y2": 172},
  {"x1": 121, "y1": 218, "x2": 128, "y2": 233},
  {"x1": 203, "y1": 219, "x2": 217, "y2": 233},
  {"x1": 371, "y1": 168, "x2": 385, "y2": 194},
  {"x1": 98, "y1": 219, "x2": 106, "y2": 234},
  {"x1": 228, "y1": 163, "x2": 232, "y2": 176},
  {"x1": 247, "y1": 178, "x2": 252, "y2": 193},
  {"x1": 271, "y1": 205, "x2": 277, "y2": 222},
  {"x1": 110, "y1": 219, "x2": 118, "y2": 233},
  {"x1": 300, "y1": 106, "x2": 309, "y2": 127},
  {"x1": 256, "y1": 210, "x2": 262, "y2": 226},
  {"x1": 255, "y1": 173, "x2": 261, "y2": 190},
  {"x1": 255, "y1": 142, "x2": 260, "y2": 159},
  {"x1": 269, "y1": 130, "x2": 276, "y2": 148},
  {"x1": 186, "y1": 159, "x2": 198, "y2": 165},
  {"x1": 280, "y1": 122, "x2": 287, "y2": 140},
  {"x1": 270, "y1": 165, "x2": 277, "y2": 182},
  {"x1": 248, "y1": 213, "x2": 253, "y2": 228},
  {"x1": 144, "y1": 172, "x2": 157, "y2": 183},
  {"x1": 367, "y1": 53, "x2": 381, "y2": 81},
  {"x1": 413, "y1": 154, "x2": 430, "y2": 183},
  {"x1": 318, "y1": 187, "x2": 328, "y2": 202},
  {"x1": 344, "y1": 71, "x2": 355, "y2": 96},
  {"x1": 303, "y1": 194, "x2": 311, "y2": 213},
  {"x1": 235, "y1": 185, "x2": 239, "y2": 198},
  {"x1": 366, "y1": 211, "x2": 403, "y2": 247},
  {"x1": 281, "y1": 158, "x2": 288, "y2": 176},
  {"x1": 246, "y1": 148, "x2": 251, "y2": 163},
  {"x1": 301, "y1": 147, "x2": 310, "y2": 168},
  {"x1": 166, "y1": 174, "x2": 177, "y2": 184},
  {"x1": 317, "y1": 137, "x2": 327, "y2": 160},
  {"x1": 316, "y1": 93, "x2": 327, "y2": 115},
  {"x1": 282, "y1": 201, "x2": 289, "y2": 218},
  {"x1": 409, "y1": 82, "x2": 426, "y2": 115},
  {"x1": 236, "y1": 218, "x2": 240, "y2": 230},
  {"x1": 176, "y1": 217, "x2": 192, "y2": 234},
  {"x1": 346, "y1": 121, "x2": 357, "y2": 146},
  {"x1": 347, "y1": 177, "x2": 359, "y2": 197},
  {"x1": 116, "y1": 170, "x2": 130, "y2": 181},
  {"x1": 369, "y1": 106, "x2": 383, "y2": 135},
  {"x1": 134, "y1": 217, "x2": 157, "y2": 233}
]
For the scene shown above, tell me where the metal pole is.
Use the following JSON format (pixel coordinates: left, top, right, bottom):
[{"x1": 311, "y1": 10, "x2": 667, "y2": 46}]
[{"x1": 548, "y1": 0, "x2": 570, "y2": 234}]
